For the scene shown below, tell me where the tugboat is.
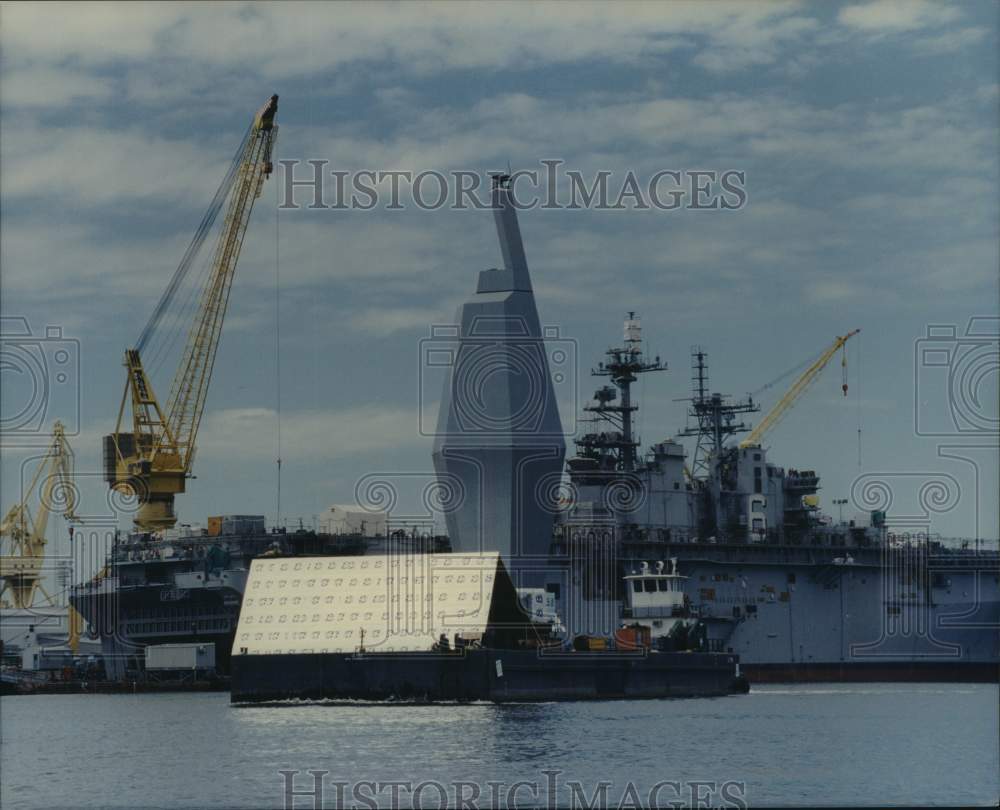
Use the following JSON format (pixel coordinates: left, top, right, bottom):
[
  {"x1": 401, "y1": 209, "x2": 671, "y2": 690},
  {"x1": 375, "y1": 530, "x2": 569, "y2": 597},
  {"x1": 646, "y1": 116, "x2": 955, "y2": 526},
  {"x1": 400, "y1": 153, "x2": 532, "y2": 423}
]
[{"x1": 620, "y1": 560, "x2": 699, "y2": 649}]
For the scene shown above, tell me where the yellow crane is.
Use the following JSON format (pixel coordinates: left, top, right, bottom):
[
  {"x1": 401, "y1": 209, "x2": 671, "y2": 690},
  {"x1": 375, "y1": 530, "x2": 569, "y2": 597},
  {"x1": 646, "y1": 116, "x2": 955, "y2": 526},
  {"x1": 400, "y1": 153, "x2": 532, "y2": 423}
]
[
  {"x1": 105, "y1": 95, "x2": 278, "y2": 531},
  {"x1": 0, "y1": 421, "x2": 78, "y2": 610},
  {"x1": 739, "y1": 329, "x2": 860, "y2": 449}
]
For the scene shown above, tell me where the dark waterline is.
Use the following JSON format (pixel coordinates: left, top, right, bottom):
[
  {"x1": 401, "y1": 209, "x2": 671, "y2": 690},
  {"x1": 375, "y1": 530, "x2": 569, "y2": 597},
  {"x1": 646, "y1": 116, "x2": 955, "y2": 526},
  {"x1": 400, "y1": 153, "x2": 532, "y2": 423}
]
[{"x1": 2, "y1": 683, "x2": 997, "y2": 808}]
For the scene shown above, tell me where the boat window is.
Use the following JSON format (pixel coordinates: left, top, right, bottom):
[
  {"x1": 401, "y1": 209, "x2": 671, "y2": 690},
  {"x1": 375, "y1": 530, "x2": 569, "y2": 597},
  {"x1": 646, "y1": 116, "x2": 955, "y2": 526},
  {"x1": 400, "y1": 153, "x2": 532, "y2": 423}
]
[
  {"x1": 632, "y1": 580, "x2": 642, "y2": 593},
  {"x1": 644, "y1": 579, "x2": 656, "y2": 592},
  {"x1": 657, "y1": 579, "x2": 671, "y2": 592}
]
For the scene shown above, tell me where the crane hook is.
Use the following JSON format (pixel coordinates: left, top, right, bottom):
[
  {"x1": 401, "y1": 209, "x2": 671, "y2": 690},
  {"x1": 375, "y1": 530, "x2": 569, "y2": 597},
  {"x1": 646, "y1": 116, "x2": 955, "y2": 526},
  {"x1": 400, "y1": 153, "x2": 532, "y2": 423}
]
[{"x1": 841, "y1": 344, "x2": 849, "y2": 396}]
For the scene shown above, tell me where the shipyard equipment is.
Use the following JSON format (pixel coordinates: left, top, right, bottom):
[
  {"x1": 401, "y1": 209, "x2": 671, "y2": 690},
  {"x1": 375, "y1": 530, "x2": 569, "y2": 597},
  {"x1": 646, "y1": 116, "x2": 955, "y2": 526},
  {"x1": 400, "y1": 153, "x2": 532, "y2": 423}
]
[
  {"x1": 104, "y1": 95, "x2": 278, "y2": 531},
  {"x1": 740, "y1": 329, "x2": 860, "y2": 449},
  {"x1": 0, "y1": 421, "x2": 77, "y2": 609}
]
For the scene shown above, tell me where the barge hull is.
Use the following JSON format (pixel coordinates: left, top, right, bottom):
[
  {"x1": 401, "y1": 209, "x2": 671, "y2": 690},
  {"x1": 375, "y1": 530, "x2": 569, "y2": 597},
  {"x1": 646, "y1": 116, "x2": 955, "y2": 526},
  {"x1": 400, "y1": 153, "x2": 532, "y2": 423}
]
[{"x1": 231, "y1": 649, "x2": 746, "y2": 703}]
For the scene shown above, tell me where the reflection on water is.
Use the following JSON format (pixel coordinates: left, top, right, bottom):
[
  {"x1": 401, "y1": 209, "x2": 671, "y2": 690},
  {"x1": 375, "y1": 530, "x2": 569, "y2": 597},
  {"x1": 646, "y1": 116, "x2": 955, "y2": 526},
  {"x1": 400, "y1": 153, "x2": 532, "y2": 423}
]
[{"x1": 2, "y1": 685, "x2": 997, "y2": 808}]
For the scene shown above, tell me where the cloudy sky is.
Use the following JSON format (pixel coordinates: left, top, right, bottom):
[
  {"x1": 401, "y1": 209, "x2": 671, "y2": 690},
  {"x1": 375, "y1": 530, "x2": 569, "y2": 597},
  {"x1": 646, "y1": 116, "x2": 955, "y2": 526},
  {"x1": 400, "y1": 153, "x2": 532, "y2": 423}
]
[{"x1": 1, "y1": 1, "x2": 997, "y2": 563}]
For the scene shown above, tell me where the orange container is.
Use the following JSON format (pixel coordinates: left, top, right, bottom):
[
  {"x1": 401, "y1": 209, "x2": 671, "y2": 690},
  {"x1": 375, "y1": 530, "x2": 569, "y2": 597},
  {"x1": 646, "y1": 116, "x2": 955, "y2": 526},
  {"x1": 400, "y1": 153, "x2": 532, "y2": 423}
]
[{"x1": 615, "y1": 625, "x2": 652, "y2": 650}]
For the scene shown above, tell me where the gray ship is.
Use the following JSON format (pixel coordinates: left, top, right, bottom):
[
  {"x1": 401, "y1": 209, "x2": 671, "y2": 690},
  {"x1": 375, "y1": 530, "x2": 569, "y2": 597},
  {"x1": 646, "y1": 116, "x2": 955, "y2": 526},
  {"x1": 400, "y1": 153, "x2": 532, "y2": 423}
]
[{"x1": 543, "y1": 319, "x2": 999, "y2": 681}]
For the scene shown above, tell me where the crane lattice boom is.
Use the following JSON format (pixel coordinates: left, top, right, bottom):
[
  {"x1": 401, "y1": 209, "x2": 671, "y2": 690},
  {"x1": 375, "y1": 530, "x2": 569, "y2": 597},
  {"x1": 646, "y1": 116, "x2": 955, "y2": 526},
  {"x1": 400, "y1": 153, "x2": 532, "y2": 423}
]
[
  {"x1": 739, "y1": 329, "x2": 860, "y2": 449},
  {"x1": 0, "y1": 421, "x2": 77, "y2": 609},
  {"x1": 106, "y1": 95, "x2": 278, "y2": 530}
]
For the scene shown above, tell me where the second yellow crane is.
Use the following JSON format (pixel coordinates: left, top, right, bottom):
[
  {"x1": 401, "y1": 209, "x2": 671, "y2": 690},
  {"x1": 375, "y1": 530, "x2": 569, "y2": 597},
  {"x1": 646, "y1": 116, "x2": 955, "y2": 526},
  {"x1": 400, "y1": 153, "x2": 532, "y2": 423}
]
[
  {"x1": 0, "y1": 421, "x2": 77, "y2": 609},
  {"x1": 740, "y1": 329, "x2": 860, "y2": 449}
]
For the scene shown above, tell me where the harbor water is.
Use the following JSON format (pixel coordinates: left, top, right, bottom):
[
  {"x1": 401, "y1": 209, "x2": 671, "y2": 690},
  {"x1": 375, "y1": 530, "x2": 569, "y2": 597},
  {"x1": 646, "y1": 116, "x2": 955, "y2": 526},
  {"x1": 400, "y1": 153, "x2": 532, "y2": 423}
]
[{"x1": 1, "y1": 683, "x2": 997, "y2": 808}]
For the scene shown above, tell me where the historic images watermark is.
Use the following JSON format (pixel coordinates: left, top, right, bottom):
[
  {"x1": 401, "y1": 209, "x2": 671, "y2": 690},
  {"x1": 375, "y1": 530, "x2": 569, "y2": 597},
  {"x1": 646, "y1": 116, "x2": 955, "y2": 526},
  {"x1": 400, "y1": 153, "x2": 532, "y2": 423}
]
[
  {"x1": 279, "y1": 770, "x2": 748, "y2": 809},
  {"x1": 417, "y1": 318, "x2": 578, "y2": 440},
  {"x1": 913, "y1": 317, "x2": 999, "y2": 437},
  {"x1": 0, "y1": 316, "x2": 80, "y2": 443},
  {"x1": 6, "y1": 449, "x2": 140, "y2": 649},
  {"x1": 354, "y1": 464, "x2": 646, "y2": 640},
  {"x1": 278, "y1": 160, "x2": 747, "y2": 212},
  {"x1": 845, "y1": 316, "x2": 999, "y2": 659},
  {"x1": 0, "y1": 304, "x2": 154, "y2": 648}
]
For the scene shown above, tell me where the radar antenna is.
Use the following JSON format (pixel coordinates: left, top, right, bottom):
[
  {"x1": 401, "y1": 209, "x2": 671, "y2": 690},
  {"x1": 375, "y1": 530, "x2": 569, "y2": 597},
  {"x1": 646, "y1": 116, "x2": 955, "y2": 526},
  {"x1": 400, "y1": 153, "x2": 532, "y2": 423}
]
[
  {"x1": 676, "y1": 347, "x2": 758, "y2": 478},
  {"x1": 578, "y1": 313, "x2": 666, "y2": 472}
]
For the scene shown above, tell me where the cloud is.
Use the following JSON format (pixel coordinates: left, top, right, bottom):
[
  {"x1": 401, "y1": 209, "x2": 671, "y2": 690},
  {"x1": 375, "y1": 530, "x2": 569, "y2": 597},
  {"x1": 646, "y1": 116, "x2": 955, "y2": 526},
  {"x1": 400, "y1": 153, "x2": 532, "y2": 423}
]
[
  {"x1": 837, "y1": 1, "x2": 960, "y2": 33},
  {"x1": 197, "y1": 405, "x2": 429, "y2": 462},
  {"x1": 0, "y1": 66, "x2": 115, "y2": 108},
  {"x1": 1, "y1": 120, "x2": 231, "y2": 207},
  {"x1": 911, "y1": 26, "x2": 990, "y2": 55},
  {"x1": 2, "y1": 2, "x2": 177, "y2": 63},
  {"x1": 1, "y1": 2, "x2": 820, "y2": 104},
  {"x1": 347, "y1": 306, "x2": 456, "y2": 337}
]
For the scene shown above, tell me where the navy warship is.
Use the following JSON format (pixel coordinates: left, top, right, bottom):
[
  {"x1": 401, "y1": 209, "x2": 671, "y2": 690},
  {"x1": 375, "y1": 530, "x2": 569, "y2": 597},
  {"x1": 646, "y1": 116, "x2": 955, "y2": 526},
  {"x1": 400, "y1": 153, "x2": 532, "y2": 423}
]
[{"x1": 544, "y1": 320, "x2": 999, "y2": 682}]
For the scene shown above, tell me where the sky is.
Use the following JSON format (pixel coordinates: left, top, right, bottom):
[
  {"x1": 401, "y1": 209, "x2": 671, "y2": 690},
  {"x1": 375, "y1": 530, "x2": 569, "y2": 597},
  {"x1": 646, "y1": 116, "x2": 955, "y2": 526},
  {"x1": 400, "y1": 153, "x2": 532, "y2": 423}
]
[{"x1": 1, "y1": 1, "x2": 997, "y2": 576}]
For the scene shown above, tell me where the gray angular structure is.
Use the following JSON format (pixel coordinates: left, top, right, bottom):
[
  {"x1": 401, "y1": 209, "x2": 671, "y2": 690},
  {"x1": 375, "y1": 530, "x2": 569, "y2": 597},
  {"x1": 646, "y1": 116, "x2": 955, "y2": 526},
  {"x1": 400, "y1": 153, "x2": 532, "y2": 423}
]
[{"x1": 431, "y1": 175, "x2": 566, "y2": 586}]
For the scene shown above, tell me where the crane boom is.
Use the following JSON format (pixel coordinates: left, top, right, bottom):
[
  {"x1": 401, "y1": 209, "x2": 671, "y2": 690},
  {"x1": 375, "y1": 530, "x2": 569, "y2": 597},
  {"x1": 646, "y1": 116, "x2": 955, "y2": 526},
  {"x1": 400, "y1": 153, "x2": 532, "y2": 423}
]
[
  {"x1": 105, "y1": 95, "x2": 278, "y2": 531},
  {"x1": 739, "y1": 329, "x2": 860, "y2": 449},
  {"x1": 0, "y1": 421, "x2": 77, "y2": 609}
]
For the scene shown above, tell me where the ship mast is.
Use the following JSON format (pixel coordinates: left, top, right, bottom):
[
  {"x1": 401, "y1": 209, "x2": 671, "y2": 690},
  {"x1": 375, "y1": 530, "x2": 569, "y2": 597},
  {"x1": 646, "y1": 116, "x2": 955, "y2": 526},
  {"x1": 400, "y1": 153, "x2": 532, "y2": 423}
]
[
  {"x1": 676, "y1": 347, "x2": 757, "y2": 479},
  {"x1": 579, "y1": 313, "x2": 665, "y2": 472}
]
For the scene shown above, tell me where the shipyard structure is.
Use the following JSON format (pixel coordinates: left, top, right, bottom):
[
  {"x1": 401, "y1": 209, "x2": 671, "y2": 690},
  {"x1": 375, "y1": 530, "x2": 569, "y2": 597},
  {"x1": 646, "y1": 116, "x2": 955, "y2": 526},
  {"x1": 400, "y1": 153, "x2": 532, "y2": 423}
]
[
  {"x1": 432, "y1": 175, "x2": 565, "y2": 586},
  {"x1": 56, "y1": 133, "x2": 997, "y2": 688}
]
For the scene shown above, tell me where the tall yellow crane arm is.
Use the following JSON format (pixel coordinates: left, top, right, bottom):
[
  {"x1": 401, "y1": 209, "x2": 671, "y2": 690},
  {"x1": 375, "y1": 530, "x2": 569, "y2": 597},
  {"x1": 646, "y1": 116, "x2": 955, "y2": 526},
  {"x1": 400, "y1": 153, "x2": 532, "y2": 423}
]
[
  {"x1": 161, "y1": 94, "x2": 278, "y2": 472},
  {"x1": 739, "y1": 329, "x2": 860, "y2": 449},
  {"x1": 107, "y1": 95, "x2": 278, "y2": 530}
]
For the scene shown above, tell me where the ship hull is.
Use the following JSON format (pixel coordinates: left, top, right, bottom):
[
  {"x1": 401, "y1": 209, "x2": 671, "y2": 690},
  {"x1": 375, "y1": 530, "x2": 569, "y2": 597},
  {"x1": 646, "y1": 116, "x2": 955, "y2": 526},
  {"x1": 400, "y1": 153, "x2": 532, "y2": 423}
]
[
  {"x1": 71, "y1": 581, "x2": 241, "y2": 680},
  {"x1": 73, "y1": 536, "x2": 998, "y2": 684},
  {"x1": 69, "y1": 530, "x2": 392, "y2": 681},
  {"x1": 231, "y1": 649, "x2": 747, "y2": 703},
  {"x1": 743, "y1": 661, "x2": 998, "y2": 683},
  {"x1": 610, "y1": 542, "x2": 1000, "y2": 676}
]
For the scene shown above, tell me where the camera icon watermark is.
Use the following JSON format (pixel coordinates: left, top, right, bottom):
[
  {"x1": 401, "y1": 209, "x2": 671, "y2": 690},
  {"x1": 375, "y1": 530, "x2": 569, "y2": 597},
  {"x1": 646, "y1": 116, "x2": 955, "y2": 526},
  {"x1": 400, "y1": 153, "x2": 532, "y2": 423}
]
[
  {"x1": 848, "y1": 454, "x2": 998, "y2": 660},
  {"x1": 418, "y1": 317, "x2": 577, "y2": 438},
  {"x1": 353, "y1": 470, "x2": 470, "y2": 538},
  {"x1": 0, "y1": 316, "x2": 80, "y2": 442},
  {"x1": 914, "y1": 317, "x2": 999, "y2": 437}
]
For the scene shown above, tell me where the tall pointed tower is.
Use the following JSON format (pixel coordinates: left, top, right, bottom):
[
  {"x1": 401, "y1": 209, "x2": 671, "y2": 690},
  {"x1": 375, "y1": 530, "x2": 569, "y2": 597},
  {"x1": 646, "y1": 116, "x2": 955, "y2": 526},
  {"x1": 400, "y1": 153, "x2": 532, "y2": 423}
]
[{"x1": 432, "y1": 174, "x2": 566, "y2": 585}]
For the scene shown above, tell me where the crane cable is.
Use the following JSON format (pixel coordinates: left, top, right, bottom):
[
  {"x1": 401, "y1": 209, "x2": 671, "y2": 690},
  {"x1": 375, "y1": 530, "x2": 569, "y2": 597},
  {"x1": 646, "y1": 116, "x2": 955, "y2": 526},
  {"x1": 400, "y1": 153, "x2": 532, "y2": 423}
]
[
  {"x1": 136, "y1": 123, "x2": 253, "y2": 353},
  {"x1": 856, "y1": 333, "x2": 862, "y2": 467},
  {"x1": 140, "y1": 127, "x2": 253, "y2": 384},
  {"x1": 274, "y1": 144, "x2": 282, "y2": 529},
  {"x1": 145, "y1": 240, "x2": 217, "y2": 379},
  {"x1": 751, "y1": 347, "x2": 826, "y2": 398}
]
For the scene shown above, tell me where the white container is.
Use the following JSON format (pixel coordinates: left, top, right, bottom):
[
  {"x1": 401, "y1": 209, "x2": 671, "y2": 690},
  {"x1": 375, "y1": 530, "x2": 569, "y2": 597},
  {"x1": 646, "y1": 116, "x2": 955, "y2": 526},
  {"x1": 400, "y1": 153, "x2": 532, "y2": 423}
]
[
  {"x1": 321, "y1": 505, "x2": 387, "y2": 536},
  {"x1": 144, "y1": 642, "x2": 216, "y2": 671}
]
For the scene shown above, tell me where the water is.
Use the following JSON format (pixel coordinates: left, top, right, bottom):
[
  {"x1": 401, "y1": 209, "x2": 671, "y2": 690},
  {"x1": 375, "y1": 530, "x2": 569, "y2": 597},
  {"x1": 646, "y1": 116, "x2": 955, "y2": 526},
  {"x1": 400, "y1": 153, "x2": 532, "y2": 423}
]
[{"x1": 2, "y1": 684, "x2": 997, "y2": 808}]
